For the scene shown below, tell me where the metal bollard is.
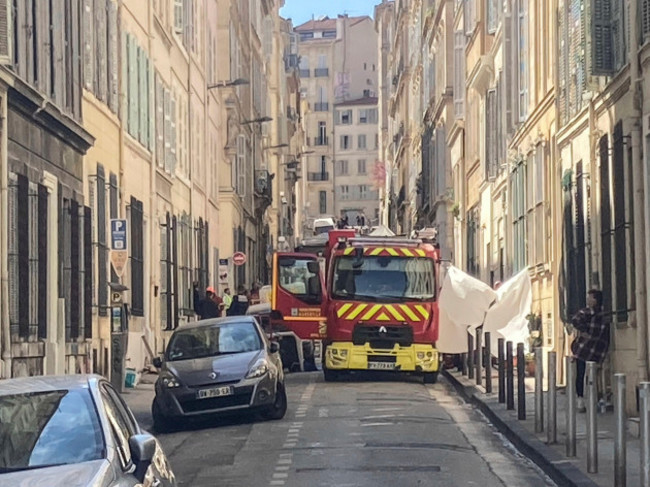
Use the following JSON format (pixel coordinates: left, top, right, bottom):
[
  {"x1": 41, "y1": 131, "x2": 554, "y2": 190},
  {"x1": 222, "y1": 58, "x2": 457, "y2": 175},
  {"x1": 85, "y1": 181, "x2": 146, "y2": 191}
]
[
  {"x1": 476, "y1": 328, "x2": 483, "y2": 387},
  {"x1": 566, "y1": 356, "x2": 577, "y2": 457},
  {"x1": 517, "y1": 343, "x2": 526, "y2": 420},
  {"x1": 534, "y1": 347, "x2": 544, "y2": 433},
  {"x1": 506, "y1": 341, "x2": 514, "y2": 410},
  {"x1": 547, "y1": 351, "x2": 557, "y2": 444},
  {"x1": 614, "y1": 373, "x2": 626, "y2": 487},
  {"x1": 485, "y1": 332, "x2": 492, "y2": 393},
  {"x1": 461, "y1": 352, "x2": 468, "y2": 375},
  {"x1": 586, "y1": 361, "x2": 598, "y2": 473},
  {"x1": 498, "y1": 338, "x2": 505, "y2": 403},
  {"x1": 468, "y1": 332, "x2": 475, "y2": 379},
  {"x1": 640, "y1": 382, "x2": 650, "y2": 486}
]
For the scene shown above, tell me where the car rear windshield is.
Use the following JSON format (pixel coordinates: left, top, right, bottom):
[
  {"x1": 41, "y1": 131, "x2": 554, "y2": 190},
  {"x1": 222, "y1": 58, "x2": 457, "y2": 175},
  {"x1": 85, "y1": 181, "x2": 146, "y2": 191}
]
[
  {"x1": 167, "y1": 322, "x2": 263, "y2": 361},
  {"x1": 0, "y1": 389, "x2": 105, "y2": 472}
]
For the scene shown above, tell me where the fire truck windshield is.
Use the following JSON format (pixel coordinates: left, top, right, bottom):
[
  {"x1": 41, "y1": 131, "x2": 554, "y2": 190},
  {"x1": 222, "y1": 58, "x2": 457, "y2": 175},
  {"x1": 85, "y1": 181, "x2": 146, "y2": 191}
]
[
  {"x1": 278, "y1": 256, "x2": 322, "y2": 304},
  {"x1": 331, "y1": 256, "x2": 435, "y2": 302}
]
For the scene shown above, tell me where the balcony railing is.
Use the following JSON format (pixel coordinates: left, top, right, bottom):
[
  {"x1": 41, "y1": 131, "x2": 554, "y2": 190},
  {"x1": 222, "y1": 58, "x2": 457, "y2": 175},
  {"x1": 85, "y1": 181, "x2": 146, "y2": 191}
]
[
  {"x1": 254, "y1": 170, "x2": 272, "y2": 199},
  {"x1": 314, "y1": 136, "x2": 328, "y2": 146},
  {"x1": 314, "y1": 68, "x2": 329, "y2": 77},
  {"x1": 314, "y1": 102, "x2": 329, "y2": 112},
  {"x1": 299, "y1": 69, "x2": 310, "y2": 77},
  {"x1": 308, "y1": 172, "x2": 330, "y2": 181}
]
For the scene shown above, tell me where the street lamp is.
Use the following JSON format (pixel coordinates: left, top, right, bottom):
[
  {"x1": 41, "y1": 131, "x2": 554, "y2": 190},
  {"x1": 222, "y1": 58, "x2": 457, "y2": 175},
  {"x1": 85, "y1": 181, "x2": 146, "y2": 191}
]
[
  {"x1": 264, "y1": 143, "x2": 289, "y2": 150},
  {"x1": 207, "y1": 78, "x2": 249, "y2": 90},
  {"x1": 241, "y1": 116, "x2": 273, "y2": 125}
]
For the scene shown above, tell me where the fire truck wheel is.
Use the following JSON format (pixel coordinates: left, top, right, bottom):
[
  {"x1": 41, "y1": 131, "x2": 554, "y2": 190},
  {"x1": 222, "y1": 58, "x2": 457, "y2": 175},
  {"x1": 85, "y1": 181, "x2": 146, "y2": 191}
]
[
  {"x1": 423, "y1": 372, "x2": 438, "y2": 384},
  {"x1": 323, "y1": 368, "x2": 340, "y2": 382}
]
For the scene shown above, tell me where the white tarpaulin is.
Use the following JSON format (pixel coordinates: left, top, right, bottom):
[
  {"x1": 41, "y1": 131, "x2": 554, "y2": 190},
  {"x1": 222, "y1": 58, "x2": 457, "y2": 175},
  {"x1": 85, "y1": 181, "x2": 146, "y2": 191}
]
[{"x1": 437, "y1": 265, "x2": 531, "y2": 354}]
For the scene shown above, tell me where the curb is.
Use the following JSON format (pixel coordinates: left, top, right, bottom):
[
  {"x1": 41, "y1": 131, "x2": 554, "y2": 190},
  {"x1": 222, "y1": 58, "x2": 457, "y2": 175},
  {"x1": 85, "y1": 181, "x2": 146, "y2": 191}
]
[{"x1": 442, "y1": 369, "x2": 600, "y2": 487}]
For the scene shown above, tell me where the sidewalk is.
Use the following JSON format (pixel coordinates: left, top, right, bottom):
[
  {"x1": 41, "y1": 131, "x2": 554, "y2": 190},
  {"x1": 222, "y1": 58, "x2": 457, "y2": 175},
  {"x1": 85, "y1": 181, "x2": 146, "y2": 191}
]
[
  {"x1": 121, "y1": 372, "x2": 157, "y2": 431},
  {"x1": 443, "y1": 368, "x2": 642, "y2": 487}
]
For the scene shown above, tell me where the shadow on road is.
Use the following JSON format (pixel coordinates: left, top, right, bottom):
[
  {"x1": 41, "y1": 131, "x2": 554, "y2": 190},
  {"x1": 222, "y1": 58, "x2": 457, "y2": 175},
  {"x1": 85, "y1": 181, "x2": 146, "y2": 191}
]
[{"x1": 154, "y1": 410, "x2": 273, "y2": 436}]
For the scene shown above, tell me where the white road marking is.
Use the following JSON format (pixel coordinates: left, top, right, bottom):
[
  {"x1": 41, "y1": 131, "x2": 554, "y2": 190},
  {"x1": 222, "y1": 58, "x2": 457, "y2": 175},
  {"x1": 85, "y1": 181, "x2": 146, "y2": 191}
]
[
  {"x1": 273, "y1": 473, "x2": 289, "y2": 479},
  {"x1": 277, "y1": 458, "x2": 292, "y2": 465},
  {"x1": 275, "y1": 466, "x2": 291, "y2": 471},
  {"x1": 280, "y1": 453, "x2": 293, "y2": 458},
  {"x1": 270, "y1": 481, "x2": 285, "y2": 486},
  {"x1": 361, "y1": 422, "x2": 393, "y2": 427}
]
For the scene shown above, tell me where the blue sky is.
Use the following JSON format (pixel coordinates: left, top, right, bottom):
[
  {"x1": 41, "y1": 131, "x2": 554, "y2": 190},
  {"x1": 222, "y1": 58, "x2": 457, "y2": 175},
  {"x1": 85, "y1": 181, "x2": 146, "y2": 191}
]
[{"x1": 280, "y1": 0, "x2": 379, "y2": 26}]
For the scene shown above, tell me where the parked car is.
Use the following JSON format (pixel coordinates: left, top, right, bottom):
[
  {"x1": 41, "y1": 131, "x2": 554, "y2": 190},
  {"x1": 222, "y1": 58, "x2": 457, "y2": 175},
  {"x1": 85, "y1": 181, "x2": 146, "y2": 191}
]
[
  {"x1": 152, "y1": 315, "x2": 287, "y2": 431},
  {"x1": 0, "y1": 375, "x2": 176, "y2": 487}
]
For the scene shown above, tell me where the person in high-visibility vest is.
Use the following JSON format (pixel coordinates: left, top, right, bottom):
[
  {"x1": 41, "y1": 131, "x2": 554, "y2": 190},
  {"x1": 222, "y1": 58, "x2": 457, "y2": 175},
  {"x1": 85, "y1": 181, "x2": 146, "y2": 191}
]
[{"x1": 222, "y1": 287, "x2": 233, "y2": 311}]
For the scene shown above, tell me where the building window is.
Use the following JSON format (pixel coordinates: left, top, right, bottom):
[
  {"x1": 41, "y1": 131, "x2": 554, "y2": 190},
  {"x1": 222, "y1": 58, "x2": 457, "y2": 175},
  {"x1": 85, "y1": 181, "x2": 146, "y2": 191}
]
[
  {"x1": 454, "y1": 31, "x2": 465, "y2": 119},
  {"x1": 359, "y1": 185, "x2": 368, "y2": 199},
  {"x1": 125, "y1": 34, "x2": 152, "y2": 150},
  {"x1": 375, "y1": 134, "x2": 379, "y2": 149},
  {"x1": 130, "y1": 197, "x2": 144, "y2": 317},
  {"x1": 92, "y1": 164, "x2": 109, "y2": 317},
  {"x1": 160, "y1": 212, "x2": 176, "y2": 330},
  {"x1": 317, "y1": 121, "x2": 328, "y2": 145},
  {"x1": 337, "y1": 109, "x2": 352, "y2": 125},
  {"x1": 359, "y1": 109, "x2": 369, "y2": 123},
  {"x1": 341, "y1": 135, "x2": 350, "y2": 150},
  {"x1": 466, "y1": 206, "x2": 480, "y2": 277},
  {"x1": 340, "y1": 185, "x2": 350, "y2": 200},
  {"x1": 358, "y1": 135, "x2": 367, "y2": 150},
  {"x1": 517, "y1": 0, "x2": 529, "y2": 121},
  {"x1": 358, "y1": 159, "x2": 367, "y2": 175},
  {"x1": 526, "y1": 147, "x2": 546, "y2": 266},
  {"x1": 511, "y1": 160, "x2": 527, "y2": 271},
  {"x1": 487, "y1": 0, "x2": 498, "y2": 33},
  {"x1": 236, "y1": 135, "x2": 246, "y2": 195},
  {"x1": 7, "y1": 174, "x2": 49, "y2": 342},
  {"x1": 319, "y1": 191, "x2": 327, "y2": 214},
  {"x1": 485, "y1": 89, "x2": 498, "y2": 180},
  {"x1": 177, "y1": 213, "x2": 192, "y2": 316},
  {"x1": 320, "y1": 156, "x2": 327, "y2": 176},
  {"x1": 337, "y1": 160, "x2": 349, "y2": 176}
]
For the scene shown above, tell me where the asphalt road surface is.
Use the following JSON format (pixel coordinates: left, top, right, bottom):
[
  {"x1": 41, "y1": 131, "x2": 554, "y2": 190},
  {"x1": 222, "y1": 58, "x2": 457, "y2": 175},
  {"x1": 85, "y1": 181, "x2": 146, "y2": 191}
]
[{"x1": 124, "y1": 372, "x2": 556, "y2": 487}]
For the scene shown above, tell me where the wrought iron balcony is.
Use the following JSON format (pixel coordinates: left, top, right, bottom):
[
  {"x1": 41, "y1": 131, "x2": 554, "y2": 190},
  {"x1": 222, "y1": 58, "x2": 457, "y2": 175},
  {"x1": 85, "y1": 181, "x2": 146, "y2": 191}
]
[
  {"x1": 308, "y1": 172, "x2": 329, "y2": 181},
  {"x1": 314, "y1": 68, "x2": 329, "y2": 77},
  {"x1": 314, "y1": 102, "x2": 329, "y2": 112}
]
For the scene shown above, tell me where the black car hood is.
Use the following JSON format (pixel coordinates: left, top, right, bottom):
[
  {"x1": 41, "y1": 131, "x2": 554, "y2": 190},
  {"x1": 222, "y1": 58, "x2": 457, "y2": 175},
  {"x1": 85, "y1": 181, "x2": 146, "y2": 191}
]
[{"x1": 167, "y1": 350, "x2": 263, "y2": 386}]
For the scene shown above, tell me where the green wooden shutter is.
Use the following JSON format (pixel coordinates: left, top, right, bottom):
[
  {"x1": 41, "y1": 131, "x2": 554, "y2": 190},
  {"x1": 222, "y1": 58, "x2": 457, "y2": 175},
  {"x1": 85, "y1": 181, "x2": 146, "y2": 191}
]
[
  {"x1": 591, "y1": 0, "x2": 613, "y2": 74},
  {"x1": 82, "y1": 0, "x2": 94, "y2": 91}
]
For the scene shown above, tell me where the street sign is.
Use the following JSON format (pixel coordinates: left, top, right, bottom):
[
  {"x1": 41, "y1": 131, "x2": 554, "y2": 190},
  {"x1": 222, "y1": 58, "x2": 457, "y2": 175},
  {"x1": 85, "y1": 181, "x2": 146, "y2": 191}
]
[
  {"x1": 232, "y1": 252, "x2": 247, "y2": 266},
  {"x1": 218, "y1": 259, "x2": 229, "y2": 284},
  {"x1": 110, "y1": 219, "x2": 128, "y2": 250},
  {"x1": 110, "y1": 251, "x2": 128, "y2": 277},
  {"x1": 111, "y1": 291, "x2": 123, "y2": 305}
]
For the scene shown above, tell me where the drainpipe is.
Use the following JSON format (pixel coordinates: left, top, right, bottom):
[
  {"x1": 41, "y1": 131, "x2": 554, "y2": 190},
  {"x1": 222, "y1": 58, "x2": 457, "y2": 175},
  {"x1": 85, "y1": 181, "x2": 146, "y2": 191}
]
[
  {"x1": 629, "y1": 0, "x2": 650, "y2": 382},
  {"x1": 0, "y1": 89, "x2": 10, "y2": 378}
]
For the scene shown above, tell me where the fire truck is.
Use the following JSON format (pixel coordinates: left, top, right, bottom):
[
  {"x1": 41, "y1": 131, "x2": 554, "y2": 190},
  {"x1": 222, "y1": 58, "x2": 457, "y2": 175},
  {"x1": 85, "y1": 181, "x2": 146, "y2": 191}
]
[{"x1": 321, "y1": 230, "x2": 442, "y2": 382}]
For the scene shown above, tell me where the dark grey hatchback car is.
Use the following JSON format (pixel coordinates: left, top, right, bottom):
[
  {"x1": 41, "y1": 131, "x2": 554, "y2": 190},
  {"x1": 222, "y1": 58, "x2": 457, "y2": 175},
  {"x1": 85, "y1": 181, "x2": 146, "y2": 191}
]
[{"x1": 152, "y1": 316, "x2": 287, "y2": 431}]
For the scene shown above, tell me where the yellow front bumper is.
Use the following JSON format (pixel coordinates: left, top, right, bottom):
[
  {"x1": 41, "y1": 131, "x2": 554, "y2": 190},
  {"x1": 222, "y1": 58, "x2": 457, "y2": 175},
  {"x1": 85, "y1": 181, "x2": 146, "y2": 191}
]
[{"x1": 325, "y1": 342, "x2": 439, "y2": 372}]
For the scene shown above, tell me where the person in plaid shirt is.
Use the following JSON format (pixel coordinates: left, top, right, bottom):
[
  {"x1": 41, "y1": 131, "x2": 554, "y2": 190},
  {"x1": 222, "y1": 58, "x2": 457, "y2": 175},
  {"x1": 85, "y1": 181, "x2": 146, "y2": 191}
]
[{"x1": 571, "y1": 289, "x2": 610, "y2": 412}]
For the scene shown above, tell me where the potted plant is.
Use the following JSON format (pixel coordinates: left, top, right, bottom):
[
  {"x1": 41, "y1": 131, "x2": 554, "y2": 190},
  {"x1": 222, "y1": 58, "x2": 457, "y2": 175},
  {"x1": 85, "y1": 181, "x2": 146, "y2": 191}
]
[{"x1": 525, "y1": 313, "x2": 543, "y2": 376}]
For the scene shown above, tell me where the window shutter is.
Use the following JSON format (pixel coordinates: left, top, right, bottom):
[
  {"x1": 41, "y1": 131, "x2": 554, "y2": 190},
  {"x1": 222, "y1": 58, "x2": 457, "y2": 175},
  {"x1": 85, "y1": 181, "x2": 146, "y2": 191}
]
[
  {"x1": 504, "y1": 10, "x2": 517, "y2": 132},
  {"x1": 37, "y1": 185, "x2": 48, "y2": 339},
  {"x1": 170, "y1": 96, "x2": 177, "y2": 175},
  {"x1": 155, "y1": 75, "x2": 164, "y2": 168},
  {"x1": 164, "y1": 89, "x2": 171, "y2": 172},
  {"x1": 83, "y1": 206, "x2": 93, "y2": 339},
  {"x1": 453, "y1": 31, "x2": 465, "y2": 119},
  {"x1": 486, "y1": 89, "x2": 497, "y2": 180},
  {"x1": 237, "y1": 135, "x2": 246, "y2": 195},
  {"x1": 96, "y1": 0, "x2": 108, "y2": 101},
  {"x1": 96, "y1": 165, "x2": 108, "y2": 316},
  {"x1": 644, "y1": 0, "x2": 650, "y2": 39},
  {"x1": 591, "y1": 0, "x2": 613, "y2": 74},
  {"x1": 139, "y1": 48, "x2": 147, "y2": 145},
  {"x1": 83, "y1": 0, "x2": 94, "y2": 91},
  {"x1": 128, "y1": 35, "x2": 138, "y2": 137},
  {"x1": 174, "y1": 0, "x2": 183, "y2": 34},
  {"x1": 0, "y1": 0, "x2": 11, "y2": 65},
  {"x1": 107, "y1": 0, "x2": 119, "y2": 113}
]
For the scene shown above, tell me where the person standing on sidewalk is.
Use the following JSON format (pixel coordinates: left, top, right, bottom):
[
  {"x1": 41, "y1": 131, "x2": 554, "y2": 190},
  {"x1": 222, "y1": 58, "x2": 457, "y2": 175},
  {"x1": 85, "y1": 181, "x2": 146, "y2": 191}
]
[{"x1": 571, "y1": 289, "x2": 609, "y2": 412}]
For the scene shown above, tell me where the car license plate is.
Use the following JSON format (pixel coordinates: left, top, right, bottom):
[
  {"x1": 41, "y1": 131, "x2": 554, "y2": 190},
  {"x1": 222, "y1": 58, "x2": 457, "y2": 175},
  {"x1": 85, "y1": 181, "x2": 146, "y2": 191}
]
[
  {"x1": 196, "y1": 386, "x2": 233, "y2": 399},
  {"x1": 368, "y1": 362, "x2": 395, "y2": 370}
]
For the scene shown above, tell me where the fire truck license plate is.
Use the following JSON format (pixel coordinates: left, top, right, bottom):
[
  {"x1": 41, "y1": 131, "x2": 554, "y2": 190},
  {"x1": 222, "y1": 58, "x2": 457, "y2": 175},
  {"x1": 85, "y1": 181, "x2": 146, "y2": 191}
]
[{"x1": 368, "y1": 362, "x2": 395, "y2": 370}]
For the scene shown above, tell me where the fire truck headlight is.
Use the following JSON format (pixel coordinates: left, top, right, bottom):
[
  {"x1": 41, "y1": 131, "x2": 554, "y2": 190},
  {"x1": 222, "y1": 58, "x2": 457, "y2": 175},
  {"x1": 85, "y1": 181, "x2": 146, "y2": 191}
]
[
  {"x1": 426, "y1": 351, "x2": 433, "y2": 358},
  {"x1": 416, "y1": 352, "x2": 426, "y2": 360},
  {"x1": 339, "y1": 349, "x2": 348, "y2": 358}
]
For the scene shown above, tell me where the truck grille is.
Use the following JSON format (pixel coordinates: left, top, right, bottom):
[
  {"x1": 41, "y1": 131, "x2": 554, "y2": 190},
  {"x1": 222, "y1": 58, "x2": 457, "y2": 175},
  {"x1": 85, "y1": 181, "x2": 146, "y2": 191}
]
[{"x1": 352, "y1": 325, "x2": 413, "y2": 348}]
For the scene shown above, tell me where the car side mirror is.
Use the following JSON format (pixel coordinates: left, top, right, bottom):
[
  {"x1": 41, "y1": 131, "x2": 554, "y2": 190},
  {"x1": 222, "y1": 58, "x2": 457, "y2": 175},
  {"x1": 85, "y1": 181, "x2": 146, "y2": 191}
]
[
  {"x1": 269, "y1": 341, "x2": 280, "y2": 354},
  {"x1": 152, "y1": 357, "x2": 162, "y2": 369},
  {"x1": 129, "y1": 434, "x2": 157, "y2": 483}
]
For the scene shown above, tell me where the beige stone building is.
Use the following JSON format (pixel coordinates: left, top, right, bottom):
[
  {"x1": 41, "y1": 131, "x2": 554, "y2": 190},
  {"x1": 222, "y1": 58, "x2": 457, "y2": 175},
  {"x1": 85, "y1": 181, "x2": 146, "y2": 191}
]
[
  {"x1": 333, "y1": 97, "x2": 380, "y2": 224},
  {"x1": 294, "y1": 15, "x2": 378, "y2": 233}
]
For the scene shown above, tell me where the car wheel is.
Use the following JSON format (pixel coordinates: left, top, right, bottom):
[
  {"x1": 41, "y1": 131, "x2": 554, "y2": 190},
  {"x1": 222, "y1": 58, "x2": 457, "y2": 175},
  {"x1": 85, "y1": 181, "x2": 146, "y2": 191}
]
[
  {"x1": 262, "y1": 382, "x2": 288, "y2": 420},
  {"x1": 423, "y1": 372, "x2": 438, "y2": 384},
  {"x1": 152, "y1": 399, "x2": 172, "y2": 433}
]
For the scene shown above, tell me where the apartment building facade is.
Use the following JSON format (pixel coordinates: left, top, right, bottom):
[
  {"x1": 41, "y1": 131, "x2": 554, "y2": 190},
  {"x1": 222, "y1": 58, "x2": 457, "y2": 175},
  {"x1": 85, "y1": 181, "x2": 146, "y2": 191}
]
[
  {"x1": 295, "y1": 15, "x2": 378, "y2": 233},
  {"x1": 334, "y1": 97, "x2": 381, "y2": 224},
  {"x1": 0, "y1": 0, "x2": 300, "y2": 381}
]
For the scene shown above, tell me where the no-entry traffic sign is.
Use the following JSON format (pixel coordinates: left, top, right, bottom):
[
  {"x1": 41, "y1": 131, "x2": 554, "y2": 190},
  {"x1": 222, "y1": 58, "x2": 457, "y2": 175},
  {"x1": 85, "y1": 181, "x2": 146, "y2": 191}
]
[{"x1": 232, "y1": 252, "x2": 247, "y2": 266}]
